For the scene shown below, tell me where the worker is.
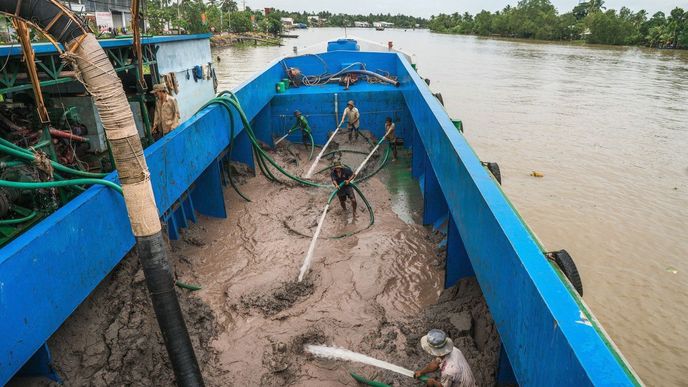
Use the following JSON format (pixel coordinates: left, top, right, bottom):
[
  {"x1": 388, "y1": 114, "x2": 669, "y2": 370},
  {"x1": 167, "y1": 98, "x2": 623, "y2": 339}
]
[
  {"x1": 339, "y1": 100, "x2": 360, "y2": 142},
  {"x1": 290, "y1": 110, "x2": 312, "y2": 146},
  {"x1": 330, "y1": 161, "x2": 357, "y2": 217},
  {"x1": 384, "y1": 116, "x2": 397, "y2": 161},
  {"x1": 152, "y1": 83, "x2": 180, "y2": 139},
  {"x1": 414, "y1": 329, "x2": 476, "y2": 387}
]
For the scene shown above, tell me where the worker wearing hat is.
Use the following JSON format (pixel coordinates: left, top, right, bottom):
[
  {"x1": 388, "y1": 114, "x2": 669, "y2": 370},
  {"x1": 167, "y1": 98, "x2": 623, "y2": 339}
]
[
  {"x1": 152, "y1": 83, "x2": 180, "y2": 139},
  {"x1": 339, "y1": 100, "x2": 360, "y2": 142},
  {"x1": 289, "y1": 110, "x2": 312, "y2": 146},
  {"x1": 330, "y1": 161, "x2": 357, "y2": 217},
  {"x1": 414, "y1": 329, "x2": 476, "y2": 387}
]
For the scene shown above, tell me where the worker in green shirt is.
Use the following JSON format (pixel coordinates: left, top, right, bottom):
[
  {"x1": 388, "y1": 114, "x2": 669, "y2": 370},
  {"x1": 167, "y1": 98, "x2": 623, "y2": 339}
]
[{"x1": 290, "y1": 110, "x2": 312, "y2": 146}]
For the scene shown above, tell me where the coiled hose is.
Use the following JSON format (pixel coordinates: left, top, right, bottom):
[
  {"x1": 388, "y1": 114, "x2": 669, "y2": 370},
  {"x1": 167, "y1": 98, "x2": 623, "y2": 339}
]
[{"x1": 209, "y1": 91, "x2": 391, "y2": 237}]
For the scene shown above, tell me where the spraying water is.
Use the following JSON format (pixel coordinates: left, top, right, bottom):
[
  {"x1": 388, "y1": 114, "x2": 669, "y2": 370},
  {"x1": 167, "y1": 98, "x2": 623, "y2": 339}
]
[
  {"x1": 298, "y1": 203, "x2": 330, "y2": 282},
  {"x1": 274, "y1": 131, "x2": 292, "y2": 145},
  {"x1": 304, "y1": 126, "x2": 341, "y2": 178},
  {"x1": 298, "y1": 129, "x2": 393, "y2": 282},
  {"x1": 305, "y1": 344, "x2": 415, "y2": 378},
  {"x1": 354, "y1": 128, "x2": 393, "y2": 176}
]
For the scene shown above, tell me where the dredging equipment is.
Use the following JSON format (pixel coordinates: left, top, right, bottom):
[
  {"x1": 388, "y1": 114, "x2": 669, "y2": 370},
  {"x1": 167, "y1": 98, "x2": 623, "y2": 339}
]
[{"x1": 0, "y1": 1, "x2": 203, "y2": 385}]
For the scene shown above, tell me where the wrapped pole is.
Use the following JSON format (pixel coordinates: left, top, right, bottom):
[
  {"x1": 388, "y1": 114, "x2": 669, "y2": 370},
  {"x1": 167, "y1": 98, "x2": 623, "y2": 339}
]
[
  {"x1": 0, "y1": 1, "x2": 204, "y2": 384},
  {"x1": 66, "y1": 33, "x2": 204, "y2": 387}
]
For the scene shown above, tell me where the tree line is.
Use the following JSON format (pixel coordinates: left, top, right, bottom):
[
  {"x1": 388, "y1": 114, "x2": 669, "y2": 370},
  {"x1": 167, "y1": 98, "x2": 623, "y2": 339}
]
[
  {"x1": 140, "y1": 0, "x2": 686, "y2": 49},
  {"x1": 141, "y1": 1, "x2": 427, "y2": 36},
  {"x1": 428, "y1": 0, "x2": 688, "y2": 48}
]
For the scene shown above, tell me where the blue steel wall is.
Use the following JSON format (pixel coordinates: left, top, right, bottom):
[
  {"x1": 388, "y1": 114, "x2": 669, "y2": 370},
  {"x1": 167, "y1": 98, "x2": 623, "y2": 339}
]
[
  {"x1": 269, "y1": 87, "x2": 412, "y2": 145},
  {"x1": 395, "y1": 54, "x2": 637, "y2": 385},
  {"x1": 0, "y1": 54, "x2": 284, "y2": 385}
]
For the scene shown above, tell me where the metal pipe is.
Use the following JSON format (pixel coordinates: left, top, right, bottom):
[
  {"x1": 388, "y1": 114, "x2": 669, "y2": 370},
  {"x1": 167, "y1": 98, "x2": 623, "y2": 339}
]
[{"x1": 49, "y1": 128, "x2": 88, "y2": 142}]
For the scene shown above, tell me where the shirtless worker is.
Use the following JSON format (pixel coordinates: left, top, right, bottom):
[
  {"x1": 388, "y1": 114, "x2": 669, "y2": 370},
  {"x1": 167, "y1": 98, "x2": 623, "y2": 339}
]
[
  {"x1": 152, "y1": 83, "x2": 180, "y2": 139},
  {"x1": 414, "y1": 329, "x2": 476, "y2": 387},
  {"x1": 339, "y1": 100, "x2": 360, "y2": 142},
  {"x1": 384, "y1": 116, "x2": 398, "y2": 161},
  {"x1": 330, "y1": 161, "x2": 357, "y2": 217}
]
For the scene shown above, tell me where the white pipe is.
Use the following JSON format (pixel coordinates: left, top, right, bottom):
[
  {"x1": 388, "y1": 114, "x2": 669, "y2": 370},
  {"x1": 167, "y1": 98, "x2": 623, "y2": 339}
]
[
  {"x1": 334, "y1": 93, "x2": 339, "y2": 127},
  {"x1": 274, "y1": 131, "x2": 292, "y2": 145},
  {"x1": 303, "y1": 126, "x2": 341, "y2": 178},
  {"x1": 353, "y1": 127, "x2": 393, "y2": 177},
  {"x1": 298, "y1": 203, "x2": 330, "y2": 282}
]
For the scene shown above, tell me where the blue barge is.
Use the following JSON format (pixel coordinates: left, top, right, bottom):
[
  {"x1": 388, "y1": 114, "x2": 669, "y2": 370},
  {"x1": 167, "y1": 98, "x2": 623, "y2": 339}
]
[{"x1": 0, "y1": 38, "x2": 641, "y2": 385}]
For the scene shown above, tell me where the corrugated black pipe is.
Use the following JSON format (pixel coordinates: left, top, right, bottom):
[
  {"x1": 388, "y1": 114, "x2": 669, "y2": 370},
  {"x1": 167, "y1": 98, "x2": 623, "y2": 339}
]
[
  {"x1": 0, "y1": 2, "x2": 204, "y2": 385},
  {"x1": 137, "y1": 234, "x2": 203, "y2": 386}
]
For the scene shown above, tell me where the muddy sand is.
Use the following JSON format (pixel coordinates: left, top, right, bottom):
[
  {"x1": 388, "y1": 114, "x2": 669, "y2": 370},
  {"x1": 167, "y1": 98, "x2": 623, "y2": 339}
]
[{"x1": 17, "y1": 133, "x2": 500, "y2": 386}]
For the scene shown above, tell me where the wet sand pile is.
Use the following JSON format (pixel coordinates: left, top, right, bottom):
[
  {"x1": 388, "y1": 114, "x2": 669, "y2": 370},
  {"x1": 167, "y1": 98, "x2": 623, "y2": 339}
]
[{"x1": 23, "y1": 133, "x2": 499, "y2": 386}]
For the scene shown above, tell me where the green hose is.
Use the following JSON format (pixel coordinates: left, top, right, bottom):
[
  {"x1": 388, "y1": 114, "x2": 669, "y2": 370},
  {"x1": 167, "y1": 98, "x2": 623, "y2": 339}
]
[
  {"x1": 349, "y1": 371, "x2": 428, "y2": 386},
  {"x1": 198, "y1": 99, "x2": 252, "y2": 202},
  {"x1": 0, "y1": 140, "x2": 107, "y2": 179},
  {"x1": 209, "y1": 92, "x2": 390, "y2": 239},
  {"x1": 0, "y1": 178, "x2": 123, "y2": 194},
  {"x1": 175, "y1": 281, "x2": 202, "y2": 291},
  {"x1": 0, "y1": 209, "x2": 38, "y2": 225}
]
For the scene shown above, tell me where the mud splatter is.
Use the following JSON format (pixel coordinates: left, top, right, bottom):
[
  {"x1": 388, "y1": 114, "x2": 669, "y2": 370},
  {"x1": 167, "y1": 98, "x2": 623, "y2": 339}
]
[
  {"x1": 15, "y1": 133, "x2": 499, "y2": 386},
  {"x1": 240, "y1": 278, "x2": 316, "y2": 317}
]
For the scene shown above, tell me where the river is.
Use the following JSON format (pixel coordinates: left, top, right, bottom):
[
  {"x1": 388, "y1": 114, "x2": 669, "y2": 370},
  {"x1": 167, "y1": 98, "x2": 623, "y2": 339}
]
[{"x1": 213, "y1": 28, "x2": 688, "y2": 386}]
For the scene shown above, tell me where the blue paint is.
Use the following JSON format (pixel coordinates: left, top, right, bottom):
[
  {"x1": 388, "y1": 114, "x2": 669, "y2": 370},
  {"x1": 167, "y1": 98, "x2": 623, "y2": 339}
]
[
  {"x1": 231, "y1": 130, "x2": 255, "y2": 170},
  {"x1": 0, "y1": 34, "x2": 212, "y2": 57},
  {"x1": 327, "y1": 38, "x2": 360, "y2": 52},
  {"x1": 190, "y1": 161, "x2": 226, "y2": 219},
  {"x1": 446, "y1": 217, "x2": 474, "y2": 288},
  {"x1": 422, "y1": 154, "x2": 449, "y2": 226},
  {"x1": 0, "y1": 41, "x2": 639, "y2": 386},
  {"x1": 497, "y1": 345, "x2": 518, "y2": 386},
  {"x1": 17, "y1": 343, "x2": 60, "y2": 382}
]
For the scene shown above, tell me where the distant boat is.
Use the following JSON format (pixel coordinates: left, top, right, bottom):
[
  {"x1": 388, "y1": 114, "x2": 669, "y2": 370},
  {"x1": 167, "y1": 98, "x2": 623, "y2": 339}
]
[
  {"x1": 375, "y1": 26, "x2": 385, "y2": 31},
  {"x1": 279, "y1": 33, "x2": 299, "y2": 38}
]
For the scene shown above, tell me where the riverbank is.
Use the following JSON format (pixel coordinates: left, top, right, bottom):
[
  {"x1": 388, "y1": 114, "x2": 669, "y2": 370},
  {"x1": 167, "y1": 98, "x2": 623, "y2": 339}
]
[
  {"x1": 210, "y1": 32, "x2": 281, "y2": 48},
  {"x1": 429, "y1": 29, "x2": 688, "y2": 51}
]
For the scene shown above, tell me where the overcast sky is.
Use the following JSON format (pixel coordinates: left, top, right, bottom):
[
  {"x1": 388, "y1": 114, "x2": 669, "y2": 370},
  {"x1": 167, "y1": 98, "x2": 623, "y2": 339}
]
[{"x1": 242, "y1": 0, "x2": 687, "y2": 18}]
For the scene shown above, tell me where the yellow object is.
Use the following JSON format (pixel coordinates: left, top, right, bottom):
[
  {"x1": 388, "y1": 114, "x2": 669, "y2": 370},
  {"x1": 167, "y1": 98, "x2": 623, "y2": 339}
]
[{"x1": 530, "y1": 171, "x2": 544, "y2": 178}]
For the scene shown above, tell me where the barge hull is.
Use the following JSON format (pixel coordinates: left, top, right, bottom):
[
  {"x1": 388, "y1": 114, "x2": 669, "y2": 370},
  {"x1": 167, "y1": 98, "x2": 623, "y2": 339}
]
[{"x1": 0, "y1": 48, "x2": 638, "y2": 385}]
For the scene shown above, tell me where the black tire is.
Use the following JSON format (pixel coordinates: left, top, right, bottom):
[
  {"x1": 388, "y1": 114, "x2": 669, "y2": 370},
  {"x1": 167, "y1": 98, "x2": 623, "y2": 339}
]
[
  {"x1": 553, "y1": 250, "x2": 584, "y2": 296},
  {"x1": 433, "y1": 92, "x2": 444, "y2": 106},
  {"x1": 486, "y1": 162, "x2": 501, "y2": 185}
]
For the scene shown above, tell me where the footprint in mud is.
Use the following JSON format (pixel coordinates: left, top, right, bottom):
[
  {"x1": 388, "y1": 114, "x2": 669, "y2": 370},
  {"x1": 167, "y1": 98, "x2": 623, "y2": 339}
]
[{"x1": 240, "y1": 278, "x2": 315, "y2": 317}]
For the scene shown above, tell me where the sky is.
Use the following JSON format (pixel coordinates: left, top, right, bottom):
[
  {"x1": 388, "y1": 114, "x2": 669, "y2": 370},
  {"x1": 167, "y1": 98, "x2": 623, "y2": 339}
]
[{"x1": 241, "y1": 0, "x2": 688, "y2": 18}]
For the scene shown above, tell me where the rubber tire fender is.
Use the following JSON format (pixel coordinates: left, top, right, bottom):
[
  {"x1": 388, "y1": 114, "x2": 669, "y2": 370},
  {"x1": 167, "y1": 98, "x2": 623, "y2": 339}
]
[
  {"x1": 485, "y1": 162, "x2": 501, "y2": 185},
  {"x1": 552, "y1": 249, "x2": 584, "y2": 296},
  {"x1": 433, "y1": 92, "x2": 444, "y2": 106}
]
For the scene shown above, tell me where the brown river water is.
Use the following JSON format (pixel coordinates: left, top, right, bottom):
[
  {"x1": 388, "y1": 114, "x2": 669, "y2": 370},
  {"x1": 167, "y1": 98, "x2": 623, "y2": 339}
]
[{"x1": 214, "y1": 28, "x2": 688, "y2": 386}]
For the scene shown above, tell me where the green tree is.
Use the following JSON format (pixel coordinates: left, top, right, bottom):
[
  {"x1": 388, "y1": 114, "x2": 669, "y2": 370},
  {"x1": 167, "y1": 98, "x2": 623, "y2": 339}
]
[{"x1": 230, "y1": 10, "x2": 253, "y2": 33}]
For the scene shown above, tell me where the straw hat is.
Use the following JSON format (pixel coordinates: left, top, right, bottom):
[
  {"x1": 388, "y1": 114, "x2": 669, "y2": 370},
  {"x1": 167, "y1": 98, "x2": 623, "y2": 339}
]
[
  {"x1": 420, "y1": 329, "x2": 453, "y2": 357},
  {"x1": 152, "y1": 83, "x2": 169, "y2": 93},
  {"x1": 332, "y1": 161, "x2": 343, "y2": 168},
  {"x1": 347, "y1": 100, "x2": 354, "y2": 106}
]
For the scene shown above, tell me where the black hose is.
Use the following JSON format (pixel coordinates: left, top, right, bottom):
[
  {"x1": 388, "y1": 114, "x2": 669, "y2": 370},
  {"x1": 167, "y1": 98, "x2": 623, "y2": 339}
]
[
  {"x1": 0, "y1": 0, "x2": 86, "y2": 44},
  {"x1": 136, "y1": 233, "x2": 204, "y2": 387},
  {"x1": 0, "y1": 3, "x2": 205, "y2": 385}
]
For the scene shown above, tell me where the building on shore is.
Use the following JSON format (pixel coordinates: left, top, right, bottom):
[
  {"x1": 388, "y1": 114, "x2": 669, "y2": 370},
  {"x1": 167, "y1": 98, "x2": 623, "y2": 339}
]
[
  {"x1": 280, "y1": 17, "x2": 295, "y2": 29},
  {"x1": 354, "y1": 21, "x2": 371, "y2": 28},
  {"x1": 373, "y1": 21, "x2": 394, "y2": 28}
]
